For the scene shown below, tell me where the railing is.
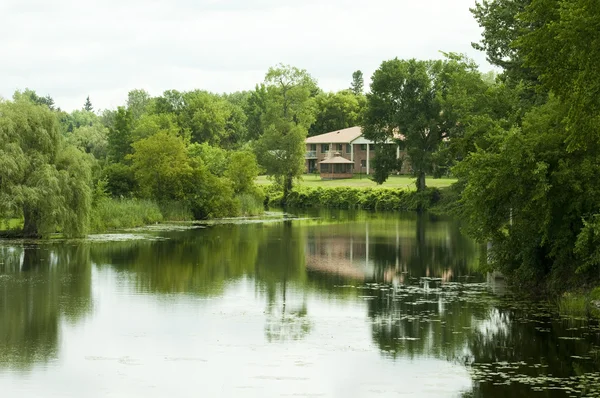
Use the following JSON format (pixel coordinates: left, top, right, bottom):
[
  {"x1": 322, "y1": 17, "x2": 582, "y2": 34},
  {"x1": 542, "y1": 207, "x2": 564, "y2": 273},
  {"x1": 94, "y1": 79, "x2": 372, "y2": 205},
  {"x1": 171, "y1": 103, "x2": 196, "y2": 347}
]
[{"x1": 305, "y1": 151, "x2": 317, "y2": 158}]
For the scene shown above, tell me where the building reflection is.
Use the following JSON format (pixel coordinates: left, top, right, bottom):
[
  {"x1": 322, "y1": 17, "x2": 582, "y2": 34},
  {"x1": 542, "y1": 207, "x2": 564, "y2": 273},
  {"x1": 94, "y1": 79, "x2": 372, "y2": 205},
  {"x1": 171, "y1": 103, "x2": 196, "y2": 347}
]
[{"x1": 304, "y1": 213, "x2": 479, "y2": 285}]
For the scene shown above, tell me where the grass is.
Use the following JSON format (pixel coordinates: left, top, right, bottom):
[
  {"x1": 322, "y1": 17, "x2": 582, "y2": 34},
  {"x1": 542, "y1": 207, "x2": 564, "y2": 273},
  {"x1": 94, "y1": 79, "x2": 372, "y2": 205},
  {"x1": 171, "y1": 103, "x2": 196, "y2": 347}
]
[
  {"x1": 238, "y1": 193, "x2": 265, "y2": 216},
  {"x1": 90, "y1": 198, "x2": 164, "y2": 232},
  {"x1": 557, "y1": 288, "x2": 600, "y2": 319},
  {"x1": 256, "y1": 174, "x2": 457, "y2": 190}
]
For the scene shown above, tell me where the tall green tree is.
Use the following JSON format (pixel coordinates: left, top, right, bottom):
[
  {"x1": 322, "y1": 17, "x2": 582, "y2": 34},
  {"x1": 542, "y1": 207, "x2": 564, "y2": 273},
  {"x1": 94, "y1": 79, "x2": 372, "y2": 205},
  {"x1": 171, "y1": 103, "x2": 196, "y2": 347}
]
[
  {"x1": 254, "y1": 64, "x2": 317, "y2": 201},
  {"x1": 350, "y1": 70, "x2": 364, "y2": 95},
  {"x1": 0, "y1": 99, "x2": 92, "y2": 237},
  {"x1": 363, "y1": 56, "x2": 486, "y2": 191}
]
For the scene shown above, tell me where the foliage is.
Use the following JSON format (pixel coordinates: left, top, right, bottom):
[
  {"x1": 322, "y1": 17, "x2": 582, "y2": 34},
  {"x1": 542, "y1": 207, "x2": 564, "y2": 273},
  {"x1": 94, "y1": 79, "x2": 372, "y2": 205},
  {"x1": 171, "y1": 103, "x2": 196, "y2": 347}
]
[
  {"x1": 83, "y1": 96, "x2": 93, "y2": 112},
  {"x1": 187, "y1": 163, "x2": 239, "y2": 219},
  {"x1": 244, "y1": 84, "x2": 268, "y2": 141},
  {"x1": 0, "y1": 99, "x2": 92, "y2": 237},
  {"x1": 458, "y1": 0, "x2": 600, "y2": 292},
  {"x1": 188, "y1": 142, "x2": 228, "y2": 176},
  {"x1": 12, "y1": 89, "x2": 56, "y2": 110},
  {"x1": 179, "y1": 90, "x2": 247, "y2": 148},
  {"x1": 517, "y1": 0, "x2": 600, "y2": 150},
  {"x1": 103, "y1": 162, "x2": 136, "y2": 198},
  {"x1": 225, "y1": 151, "x2": 261, "y2": 194},
  {"x1": 129, "y1": 131, "x2": 193, "y2": 201},
  {"x1": 350, "y1": 70, "x2": 364, "y2": 95},
  {"x1": 107, "y1": 106, "x2": 133, "y2": 163},
  {"x1": 66, "y1": 123, "x2": 109, "y2": 159},
  {"x1": 370, "y1": 144, "x2": 402, "y2": 185},
  {"x1": 455, "y1": 98, "x2": 600, "y2": 290},
  {"x1": 132, "y1": 113, "x2": 182, "y2": 142},
  {"x1": 265, "y1": 185, "x2": 441, "y2": 212},
  {"x1": 62, "y1": 109, "x2": 98, "y2": 133},
  {"x1": 363, "y1": 55, "x2": 487, "y2": 191},
  {"x1": 309, "y1": 90, "x2": 365, "y2": 136},
  {"x1": 126, "y1": 89, "x2": 151, "y2": 121},
  {"x1": 255, "y1": 64, "x2": 317, "y2": 202}
]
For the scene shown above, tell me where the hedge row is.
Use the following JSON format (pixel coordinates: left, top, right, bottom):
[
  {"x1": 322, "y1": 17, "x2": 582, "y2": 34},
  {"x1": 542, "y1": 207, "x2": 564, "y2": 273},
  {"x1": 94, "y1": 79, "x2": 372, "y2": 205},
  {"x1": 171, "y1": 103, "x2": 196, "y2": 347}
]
[{"x1": 265, "y1": 185, "x2": 442, "y2": 211}]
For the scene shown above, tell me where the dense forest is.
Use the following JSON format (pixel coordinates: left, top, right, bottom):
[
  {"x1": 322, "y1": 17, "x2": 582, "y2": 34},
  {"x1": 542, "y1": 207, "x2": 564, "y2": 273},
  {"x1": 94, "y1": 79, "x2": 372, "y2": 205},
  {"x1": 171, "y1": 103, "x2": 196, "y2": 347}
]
[{"x1": 1, "y1": 0, "x2": 599, "y2": 292}]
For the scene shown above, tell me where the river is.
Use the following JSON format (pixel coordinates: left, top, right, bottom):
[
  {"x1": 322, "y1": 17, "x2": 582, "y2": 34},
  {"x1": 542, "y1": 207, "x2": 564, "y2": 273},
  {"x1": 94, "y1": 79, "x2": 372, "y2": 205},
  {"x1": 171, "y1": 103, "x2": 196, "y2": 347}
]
[{"x1": 0, "y1": 210, "x2": 599, "y2": 397}]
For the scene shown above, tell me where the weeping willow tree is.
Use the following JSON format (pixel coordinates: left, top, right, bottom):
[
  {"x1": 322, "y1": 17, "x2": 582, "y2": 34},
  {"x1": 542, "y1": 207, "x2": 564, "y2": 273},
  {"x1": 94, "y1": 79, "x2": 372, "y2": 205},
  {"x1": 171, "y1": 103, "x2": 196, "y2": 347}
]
[{"x1": 0, "y1": 98, "x2": 92, "y2": 238}]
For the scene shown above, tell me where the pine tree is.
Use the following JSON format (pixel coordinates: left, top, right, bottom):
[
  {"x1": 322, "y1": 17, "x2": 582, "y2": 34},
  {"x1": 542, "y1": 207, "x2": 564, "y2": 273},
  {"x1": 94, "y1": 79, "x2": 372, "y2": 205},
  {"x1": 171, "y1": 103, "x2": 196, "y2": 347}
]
[{"x1": 83, "y1": 96, "x2": 93, "y2": 112}]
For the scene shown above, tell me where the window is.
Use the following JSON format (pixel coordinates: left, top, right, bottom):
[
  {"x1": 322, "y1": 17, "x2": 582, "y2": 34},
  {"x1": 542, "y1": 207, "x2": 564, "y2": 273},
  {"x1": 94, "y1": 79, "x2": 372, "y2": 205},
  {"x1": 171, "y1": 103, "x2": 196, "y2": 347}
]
[
  {"x1": 360, "y1": 144, "x2": 367, "y2": 151},
  {"x1": 370, "y1": 145, "x2": 375, "y2": 151},
  {"x1": 360, "y1": 160, "x2": 366, "y2": 167},
  {"x1": 309, "y1": 144, "x2": 317, "y2": 151},
  {"x1": 321, "y1": 144, "x2": 329, "y2": 153},
  {"x1": 346, "y1": 144, "x2": 351, "y2": 153},
  {"x1": 336, "y1": 143, "x2": 343, "y2": 151}
]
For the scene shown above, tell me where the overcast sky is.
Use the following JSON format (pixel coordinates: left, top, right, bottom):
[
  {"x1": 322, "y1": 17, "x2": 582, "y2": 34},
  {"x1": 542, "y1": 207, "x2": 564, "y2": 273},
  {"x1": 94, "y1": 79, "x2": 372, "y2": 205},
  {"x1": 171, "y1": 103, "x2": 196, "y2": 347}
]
[{"x1": 0, "y1": 0, "x2": 489, "y2": 112}]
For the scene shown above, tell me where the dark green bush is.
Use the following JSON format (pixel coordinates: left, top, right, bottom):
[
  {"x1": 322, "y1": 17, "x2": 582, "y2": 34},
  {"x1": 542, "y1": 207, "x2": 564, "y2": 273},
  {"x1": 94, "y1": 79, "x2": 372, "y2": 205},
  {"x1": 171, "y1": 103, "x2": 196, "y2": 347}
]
[{"x1": 265, "y1": 186, "x2": 442, "y2": 211}]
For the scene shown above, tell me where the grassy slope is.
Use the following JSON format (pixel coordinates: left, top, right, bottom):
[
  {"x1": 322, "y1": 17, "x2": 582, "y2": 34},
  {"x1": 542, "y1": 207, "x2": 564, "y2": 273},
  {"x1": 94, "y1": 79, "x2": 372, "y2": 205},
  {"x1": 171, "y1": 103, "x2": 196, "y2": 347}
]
[{"x1": 256, "y1": 174, "x2": 457, "y2": 190}]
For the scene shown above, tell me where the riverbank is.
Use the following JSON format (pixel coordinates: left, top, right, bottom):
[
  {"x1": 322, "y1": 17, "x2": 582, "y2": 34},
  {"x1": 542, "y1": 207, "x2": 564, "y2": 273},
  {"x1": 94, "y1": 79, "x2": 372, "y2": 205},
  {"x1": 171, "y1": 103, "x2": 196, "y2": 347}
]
[{"x1": 0, "y1": 194, "x2": 266, "y2": 238}]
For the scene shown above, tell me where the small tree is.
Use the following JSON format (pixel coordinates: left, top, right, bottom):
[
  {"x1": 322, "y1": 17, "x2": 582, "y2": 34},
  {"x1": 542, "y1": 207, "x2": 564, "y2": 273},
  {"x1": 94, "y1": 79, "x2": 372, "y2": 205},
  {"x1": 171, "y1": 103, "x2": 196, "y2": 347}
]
[
  {"x1": 350, "y1": 70, "x2": 364, "y2": 95},
  {"x1": 83, "y1": 96, "x2": 93, "y2": 112}
]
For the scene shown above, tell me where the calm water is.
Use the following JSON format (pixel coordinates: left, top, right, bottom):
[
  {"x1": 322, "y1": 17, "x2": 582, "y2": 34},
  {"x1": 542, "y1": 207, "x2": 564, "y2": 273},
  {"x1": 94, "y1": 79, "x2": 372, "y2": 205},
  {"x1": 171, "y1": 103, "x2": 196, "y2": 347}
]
[{"x1": 0, "y1": 210, "x2": 599, "y2": 397}]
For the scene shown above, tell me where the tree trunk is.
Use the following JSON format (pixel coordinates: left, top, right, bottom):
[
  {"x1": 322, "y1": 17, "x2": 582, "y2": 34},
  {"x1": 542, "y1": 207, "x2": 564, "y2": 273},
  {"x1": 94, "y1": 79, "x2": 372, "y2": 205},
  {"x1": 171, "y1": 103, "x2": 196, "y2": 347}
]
[
  {"x1": 282, "y1": 174, "x2": 293, "y2": 207},
  {"x1": 23, "y1": 205, "x2": 40, "y2": 238},
  {"x1": 416, "y1": 170, "x2": 426, "y2": 192}
]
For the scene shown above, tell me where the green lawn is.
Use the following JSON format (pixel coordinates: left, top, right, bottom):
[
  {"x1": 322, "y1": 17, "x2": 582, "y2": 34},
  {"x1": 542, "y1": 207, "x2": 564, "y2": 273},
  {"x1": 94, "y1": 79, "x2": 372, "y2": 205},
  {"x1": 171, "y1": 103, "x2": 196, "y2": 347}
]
[{"x1": 256, "y1": 174, "x2": 457, "y2": 190}]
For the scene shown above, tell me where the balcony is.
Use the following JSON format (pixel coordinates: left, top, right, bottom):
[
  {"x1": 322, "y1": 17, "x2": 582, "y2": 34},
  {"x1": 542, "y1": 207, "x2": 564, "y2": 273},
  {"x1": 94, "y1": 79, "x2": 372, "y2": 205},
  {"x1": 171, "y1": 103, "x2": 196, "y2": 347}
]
[{"x1": 305, "y1": 150, "x2": 317, "y2": 158}]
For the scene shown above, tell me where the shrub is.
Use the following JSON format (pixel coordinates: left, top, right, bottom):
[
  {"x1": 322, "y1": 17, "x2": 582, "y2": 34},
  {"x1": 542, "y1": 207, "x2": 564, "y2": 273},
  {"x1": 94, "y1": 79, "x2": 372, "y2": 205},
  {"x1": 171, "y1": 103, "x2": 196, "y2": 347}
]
[{"x1": 265, "y1": 185, "x2": 442, "y2": 211}]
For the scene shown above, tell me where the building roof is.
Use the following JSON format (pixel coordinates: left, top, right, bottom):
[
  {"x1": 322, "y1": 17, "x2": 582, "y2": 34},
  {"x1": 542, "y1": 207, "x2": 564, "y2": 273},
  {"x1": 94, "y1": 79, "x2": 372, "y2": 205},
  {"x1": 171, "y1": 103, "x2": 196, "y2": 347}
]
[
  {"x1": 319, "y1": 153, "x2": 354, "y2": 164},
  {"x1": 306, "y1": 126, "x2": 362, "y2": 144}
]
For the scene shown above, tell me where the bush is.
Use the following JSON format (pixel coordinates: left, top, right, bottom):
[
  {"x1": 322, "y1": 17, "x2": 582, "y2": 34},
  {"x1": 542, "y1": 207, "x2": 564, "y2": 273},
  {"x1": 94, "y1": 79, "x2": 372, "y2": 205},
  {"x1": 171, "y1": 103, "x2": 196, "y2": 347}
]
[{"x1": 264, "y1": 185, "x2": 442, "y2": 212}]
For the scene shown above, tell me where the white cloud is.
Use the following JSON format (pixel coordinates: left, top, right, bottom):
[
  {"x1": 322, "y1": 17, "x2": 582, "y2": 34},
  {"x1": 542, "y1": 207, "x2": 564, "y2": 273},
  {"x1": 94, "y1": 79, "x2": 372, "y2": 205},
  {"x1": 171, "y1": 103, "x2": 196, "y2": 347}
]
[{"x1": 0, "y1": 0, "x2": 487, "y2": 111}]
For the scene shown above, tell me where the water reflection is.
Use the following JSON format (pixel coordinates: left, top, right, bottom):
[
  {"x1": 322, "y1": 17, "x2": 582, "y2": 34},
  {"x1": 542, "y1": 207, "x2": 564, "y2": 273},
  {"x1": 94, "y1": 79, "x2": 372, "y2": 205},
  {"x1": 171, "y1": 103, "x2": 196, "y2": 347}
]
[
  {"x1": 0, "y1": 245, "x2": 92, "y2": 370},
  {"x1": 0, "y1": 210, "x2": 598, "y2": 397}
]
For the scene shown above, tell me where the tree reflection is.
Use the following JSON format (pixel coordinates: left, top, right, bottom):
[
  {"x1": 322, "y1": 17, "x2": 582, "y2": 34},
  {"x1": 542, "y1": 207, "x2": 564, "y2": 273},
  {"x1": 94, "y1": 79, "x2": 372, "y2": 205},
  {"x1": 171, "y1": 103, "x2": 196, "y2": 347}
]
[{"x1": 0, "y1": 244, "x2": 92, "y2": 370}]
